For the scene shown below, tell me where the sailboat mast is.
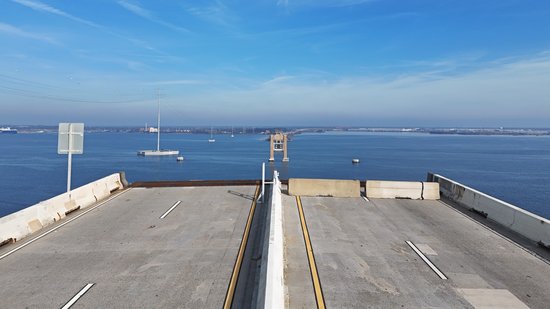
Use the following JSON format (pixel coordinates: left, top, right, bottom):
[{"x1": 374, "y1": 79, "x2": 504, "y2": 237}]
[{"x1": 157, "y1": 89, "x2": 160, "y2": 152}]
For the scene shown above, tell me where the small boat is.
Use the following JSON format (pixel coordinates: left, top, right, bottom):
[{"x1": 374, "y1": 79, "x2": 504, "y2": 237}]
[
  {"x1": 208, "y1": 127, "x2": 216, "y2": 143},
  {"x1": 137, "y1": 92, "x2": 179, "y2": 156},
  {"x1": 0, "y1": 127, "x2": 17, "y2": 134},
  {"x1": 231, "y1": 126, "x2": 234, "y2": 138},
  {"x1": 138, "y1": 150, "x2": 180, "y2": 156},
  {"x1": 352, "y1": 158, "x2": 360, "y2": 164},
  {"x1": 176, "y1": 156, "x2": 184, "y2": 161}
]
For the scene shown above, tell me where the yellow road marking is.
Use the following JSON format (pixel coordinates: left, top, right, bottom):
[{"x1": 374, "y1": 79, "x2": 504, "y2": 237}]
[
  {"x1": 223, "y1": 185, "x2": 260, "y2": 309},
  {"x1": 296, "y1": 196, "x2": 326, "y2": 309}
]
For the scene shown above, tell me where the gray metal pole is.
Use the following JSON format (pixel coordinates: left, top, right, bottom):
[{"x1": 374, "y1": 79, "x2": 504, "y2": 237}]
[
  {"x1": 157, "y1": 89, "x2": 160, "y2": 152},
  {"x1": 67, "y1": 124, "x2": 72, "y2": 195},
  {"x1": 262, "y1": 162, "x2": 265, "y2": 203}
]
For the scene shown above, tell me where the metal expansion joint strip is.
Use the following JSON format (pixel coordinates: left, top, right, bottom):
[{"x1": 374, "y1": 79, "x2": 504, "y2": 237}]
[{"x1": 296, "y1": 196, "x2": 326, "y2": 309}]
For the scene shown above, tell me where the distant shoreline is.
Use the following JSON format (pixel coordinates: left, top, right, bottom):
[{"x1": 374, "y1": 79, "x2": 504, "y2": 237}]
[{"x1": 2, "y1": 126, "x2": 550, "y2": 137}]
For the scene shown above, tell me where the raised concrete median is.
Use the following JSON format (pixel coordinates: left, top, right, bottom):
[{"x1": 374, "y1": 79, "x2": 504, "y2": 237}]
[
  {"x1": 288, "y1": 178, "x2": 360, "y2": 198},
  {"x1": 0, "y1": 172, "x2": 125, "y2": 245},
  {"x1": 429, "y1": 173, "x2": 550, "y2": 248},
  {"x1": 366, "y1": 180, "x2": 440, "y2": 200},
  {"x1": 258, "y1": 172, "x2": 285, "y2": 309}
]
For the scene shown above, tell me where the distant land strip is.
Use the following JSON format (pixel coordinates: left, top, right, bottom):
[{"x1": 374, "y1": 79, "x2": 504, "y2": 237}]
[{"x1": 2, "y1": 126, "x2": 550, "y2": 136}]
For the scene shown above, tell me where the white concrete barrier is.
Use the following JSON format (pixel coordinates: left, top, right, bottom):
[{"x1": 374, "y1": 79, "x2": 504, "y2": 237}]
[
  {"x1": 289, "y1": 178, "x2": 360, "y2": 198},
  {"x1": 430, "y1": 174, "x2": 550, "y2": 247},
  {"x1": 0, "y1": 173, "x2": 124, "y2": 245},
  {"x1": 366, "y1": 181, "x2": 440, "y2": 200},
  {"x1": 260, "y1": 171, "x2": 285, "y2": 309},
  {"x1": 422, "y1": 182, "x2": 441, "y2": 200}
]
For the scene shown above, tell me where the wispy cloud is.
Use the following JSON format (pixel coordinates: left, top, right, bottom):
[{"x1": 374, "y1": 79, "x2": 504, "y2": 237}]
[
  {"x1": 11, "y1": 0, "x2": 183, "y2": 60},
  {"x1": 185, "y1": 1, "x2": 237, "y2": 27},
  {"x1": 177, "y1": 52, "x2": 550, "y2": 126},
  {"x1": 277, "y1": 0, "x2": 289, "y2": 7},
  {"x1": 277, "y1": 0, "x2": 376, "y2": 8},
  {"x1": 11, "y1": 0, "x2": 101, "y2": 28},
  {"x1": 145, "y1": 80, "x2": 207, "y2": 86},
  {"x1": 236, "y1": 12, "x2": 417, "y2": 40},
  {"x1": 118, "y1": 1, "x2": 191, "y2": 33},
  {"x1": 0, "y1": 22, "x2": 56, "y2": 44},
  {"x1": 73, "y1": 51, "x2": 149, "y2": 72},
  {"x1": 262, "y1": 75, "x2": 294, "y2": 86}
]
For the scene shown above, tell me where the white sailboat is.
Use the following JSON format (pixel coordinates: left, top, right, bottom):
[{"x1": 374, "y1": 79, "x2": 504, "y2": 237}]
[
  {"x1": 138, "y1": 92, "x2": 179, "y2": 156},
  {"x1": 231, "y1": 126, "x2": 234, "y2": 138},
  {"x1": 208, "y1": 127, "x2": 216, "y2": 143}
]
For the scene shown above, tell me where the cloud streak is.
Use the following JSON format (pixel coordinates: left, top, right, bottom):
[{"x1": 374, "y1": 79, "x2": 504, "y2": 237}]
[
  {"x1": 262, "y1": 75, "x2": 295, "y2": 85},
  {"x1": 145, "y1": 80, "x2": 207, "y2": 86},
  {"x1": 118, "y1": 1, "x2": 191, "y2": 33},
  {"x1": 11, "y1": 0, "x2": 102, "y2": 28},
  {"x1": 277, "y1": 0, "x2": 376, "y2": 8},
  {"x1": 11, "y1": 0, "x2": 183, "y2": 60},
  {"x1": 0, "y1": 22, "x2": 56, "y2": 44},
  {"x1": 185, "y1": 1, "x2": 237, "y2": 27},
  {"x1": 175, "y1": 52, "x2": 550, "y2": 126}
]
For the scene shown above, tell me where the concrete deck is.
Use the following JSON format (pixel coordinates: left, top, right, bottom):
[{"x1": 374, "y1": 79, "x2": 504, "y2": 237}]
[
  {"x1": 0, "y1": 186, "x2": 257, "y2": 308},
  {"x1": 2, "y1": 181, "x2": 550, "y2": 309},
  {"x1": 283, "y1": 195, "x2": 550, "y2": 309}
]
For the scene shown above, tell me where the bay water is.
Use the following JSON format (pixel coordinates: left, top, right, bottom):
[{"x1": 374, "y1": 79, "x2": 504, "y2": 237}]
[{"x1": 1, "y1": 131, "x2": 549, "y2": 219}]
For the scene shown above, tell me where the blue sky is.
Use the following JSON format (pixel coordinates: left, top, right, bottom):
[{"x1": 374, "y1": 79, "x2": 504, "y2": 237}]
[{"x1": 1, "y1": 0, "x2": 549, "y2": 126}]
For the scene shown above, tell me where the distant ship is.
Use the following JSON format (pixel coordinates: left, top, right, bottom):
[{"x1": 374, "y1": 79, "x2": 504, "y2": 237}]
[{"x1": 0, "y1": 127, "x2": 17, "y2": 134}]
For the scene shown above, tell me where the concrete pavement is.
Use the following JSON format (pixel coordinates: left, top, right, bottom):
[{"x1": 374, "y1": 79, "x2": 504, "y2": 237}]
[
  {"x1": 0, "y1": 186, "x2": 257, "y2": 308},
  {"x1": 283, "y1": 195, "x2": 550, "y2": 308}
]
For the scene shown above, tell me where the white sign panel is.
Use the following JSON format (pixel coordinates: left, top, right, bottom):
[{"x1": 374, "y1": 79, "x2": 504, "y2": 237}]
[{"x1": 58, "y1": 123, "x2": 84, "y2": 154}]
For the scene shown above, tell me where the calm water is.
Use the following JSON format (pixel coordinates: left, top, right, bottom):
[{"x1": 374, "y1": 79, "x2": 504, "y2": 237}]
[{"x1": 1, "y1": 132, "x2": 549, "y2": 219}]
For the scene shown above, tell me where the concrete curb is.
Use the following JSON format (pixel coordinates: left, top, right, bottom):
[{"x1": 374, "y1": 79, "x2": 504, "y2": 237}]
[
  {"x1": 0, "y1": 173, "x2": 124, "y2": 245},
  {"x1": 429, "y1": 173, "x2": 550, "y2": 248}
]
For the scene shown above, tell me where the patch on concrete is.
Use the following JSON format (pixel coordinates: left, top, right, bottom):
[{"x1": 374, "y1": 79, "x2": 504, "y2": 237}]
[
  {"x1": 191, "y1": 280, "x2": 213, "y2": 303},
  {"x1": 371, "y1": 276, "x2": 400, "y2": 295},
  {"x1": 449, "y1": 273, "x2": 492, "y2": 289},
  {"x1": 27, "y1": 219, "x2": 43, "y2": 233},
  {"x1": 457, "y1": 288, "x2": 529, "y2": 309},
  {"x1": 416, "y1": 243, "x2": 437, "y2": 255}
]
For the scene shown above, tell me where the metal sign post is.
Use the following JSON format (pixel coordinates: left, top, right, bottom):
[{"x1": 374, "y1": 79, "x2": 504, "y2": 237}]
[
  {"x1": 262, "y1": 162, "x2": 265, "y2": 203},
  {"x1": 261, "y1": 162, "x2": 275, "y2": 203},
  {"x1": 58, "y1": 123, "x2": 84, "y2": 196}
]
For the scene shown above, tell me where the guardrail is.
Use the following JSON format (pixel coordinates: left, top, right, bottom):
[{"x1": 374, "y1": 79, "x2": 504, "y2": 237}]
[
  {"x1": 0, "y1": 173, "x2": 125, "y2": 246},
  {"x1": 428, "y1": 173, "x2": 550, "y2": 248}
]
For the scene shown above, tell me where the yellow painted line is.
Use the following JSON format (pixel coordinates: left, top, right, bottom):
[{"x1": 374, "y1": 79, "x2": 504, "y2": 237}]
[
  {"x1": 223, "y1": 185, "x2": 260, "y2": 309},
  {"x1": 296, "y1": 196, "x2": 326, "y2": 309}
]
